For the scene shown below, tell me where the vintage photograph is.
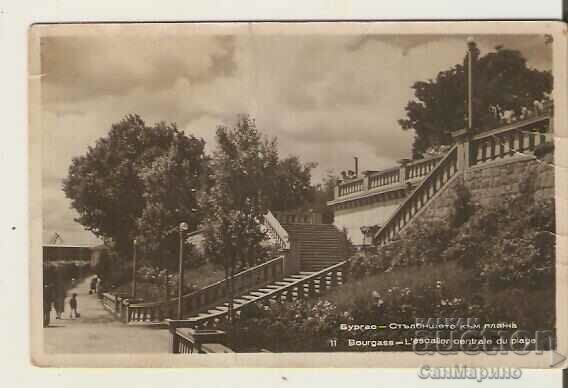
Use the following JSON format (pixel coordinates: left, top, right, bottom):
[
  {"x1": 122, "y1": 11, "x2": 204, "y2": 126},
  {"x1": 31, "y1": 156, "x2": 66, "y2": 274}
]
[{"x1": 29, "y1": 22, "x2": 564, "y2": 366}]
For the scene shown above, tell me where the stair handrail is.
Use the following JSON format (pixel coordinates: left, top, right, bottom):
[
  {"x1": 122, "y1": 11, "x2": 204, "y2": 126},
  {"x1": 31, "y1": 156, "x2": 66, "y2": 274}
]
[
  {"x1": 184, "y1": 259, "x2": 350, "y2": 325},
  {"x1": 374, "y1": 144, "x2": 459, "y2": 245},
  {"x1": 263, "y1": 210, "x2": 291, "y2": 250},
  {"x1": 126, "y1": 255, "x2": 285, "y2": 321}
]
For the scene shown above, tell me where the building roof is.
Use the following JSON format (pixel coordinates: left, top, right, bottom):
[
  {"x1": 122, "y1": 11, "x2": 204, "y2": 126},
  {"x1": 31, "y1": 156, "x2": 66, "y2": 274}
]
[{"x1": 42, "y1": 244, "x2": 96, "y2": 249}]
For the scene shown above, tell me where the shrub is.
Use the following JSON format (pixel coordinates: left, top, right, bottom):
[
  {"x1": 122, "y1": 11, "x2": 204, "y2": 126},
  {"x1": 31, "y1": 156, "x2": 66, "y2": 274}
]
[
  {"x1": 348, "y1": 218, "x2": 454, "y2": 277},
  {"x1": 215, "y1": 268, "x2": 553, "y2": 352},
  {"x1": 450, "y1": 180, "x2": 474, "y2": 227},
  {"x1": 215, "y1": 167, "x2": 556, "y2": 352}
]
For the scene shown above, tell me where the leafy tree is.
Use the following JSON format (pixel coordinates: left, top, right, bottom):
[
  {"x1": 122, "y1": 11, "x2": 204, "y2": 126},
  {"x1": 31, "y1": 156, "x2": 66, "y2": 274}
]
[
  {"x1": 63, "y1": 115, "x2": 203, "y2": 259},
  {"x1": 269, "y1": 156, "x2": 317, "y2": 211},
  {"x1": 135, "y1": 133, "x2": 207, "y2": 275},
  {"x1": 399, "y1": 44, "x2": 553, "y2": 158},
  {"x1": 311, "y1": 170, "x2": 339, "y2": 223},
  {"x1": 201, "y1": 116, "x2": 279, "y2": 272}
]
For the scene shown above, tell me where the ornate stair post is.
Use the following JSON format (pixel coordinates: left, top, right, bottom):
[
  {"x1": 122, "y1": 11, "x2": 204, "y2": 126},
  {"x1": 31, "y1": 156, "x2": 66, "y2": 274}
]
[
  {"x1": 397, "y1": 158, "x2": 410, "y2": 183},
  {"x1": 451, "y1": 128, "x2": 471, "y2": 172}
]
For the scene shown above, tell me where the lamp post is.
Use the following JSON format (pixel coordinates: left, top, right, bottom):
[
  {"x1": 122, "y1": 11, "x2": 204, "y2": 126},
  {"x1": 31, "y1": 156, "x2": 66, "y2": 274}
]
[
  {"x1": 466, "y1": 37, "x2": 476, "y2": 131},
  {"x1": 177, "y1": 221, "x2": 189, "y2": 319},
  {"x1": 131, "y1": 239, "x2": 137, "y2": 298}
]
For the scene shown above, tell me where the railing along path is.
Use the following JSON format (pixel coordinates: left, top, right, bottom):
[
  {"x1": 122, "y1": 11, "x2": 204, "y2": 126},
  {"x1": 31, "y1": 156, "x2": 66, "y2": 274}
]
[{"x1": 123, "y1": 256, "x2": 285, "y2": 323}]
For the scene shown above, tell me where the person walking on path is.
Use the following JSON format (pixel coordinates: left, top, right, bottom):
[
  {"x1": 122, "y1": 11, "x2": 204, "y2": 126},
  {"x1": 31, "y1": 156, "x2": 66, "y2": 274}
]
[
  {"x1": 96, "y1": 276, "x2": 103, "y2": 298},
  {"x1": 69, "y1": 293, "x2": 79, "y2": 319},
  {"x1": 54, "y1": 285, "x2": 66, "y2": 319},
  {"x1": 90, "y1": 276, "x2": 97, "y2": 295},
  {"x1": 43, "y1": 283, "x2": 53, "y2": 327}
]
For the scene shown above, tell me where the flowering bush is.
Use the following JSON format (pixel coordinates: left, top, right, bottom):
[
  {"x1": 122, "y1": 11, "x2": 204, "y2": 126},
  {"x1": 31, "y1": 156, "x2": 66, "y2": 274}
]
[
  {"x1": 214, "y1": 170, "x2": 555, "y2": 352},
  {"x1": 348, "y1": 248, "x2": 391, "y2": 279},
  {"x1": 348, "y1": 218, "x2": 453, "y2": 277},
  {"x1": 473, "y1": 198, "x2": 555, "y2": 288},
  {"x1": 215, "y1": 268, "x2": 552, "y2": 352},
  {"x1": 349, "y1": 174, "x2": 555, "y2": 291}
]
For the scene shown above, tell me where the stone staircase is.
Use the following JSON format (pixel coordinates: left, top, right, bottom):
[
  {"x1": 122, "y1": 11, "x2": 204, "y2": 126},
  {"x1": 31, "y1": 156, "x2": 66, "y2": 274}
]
[
  {"x1": 373, "y1": 104, "x2": 553, "y2": 247},
  {"x1": 107, "y1": 212, "x2": 350, "y2": 325},
  {"x1": 181, "y1": 261, "x2": 347, "y2": 327},
  {"x1": 178, "y1": 222, "x2": 349, "y2": 326},
  {"x1": 374, "y1": 144, "x2": 460, "y2": 246},
  {"x1": 281, "y1": 223, "x2": 347, "y2": 272}
]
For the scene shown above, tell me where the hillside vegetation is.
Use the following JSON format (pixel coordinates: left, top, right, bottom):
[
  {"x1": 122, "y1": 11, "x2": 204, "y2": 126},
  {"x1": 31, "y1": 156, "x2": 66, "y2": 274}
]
[{"x1": 223, "y1": 170, "x2": 555, "y2": 352}]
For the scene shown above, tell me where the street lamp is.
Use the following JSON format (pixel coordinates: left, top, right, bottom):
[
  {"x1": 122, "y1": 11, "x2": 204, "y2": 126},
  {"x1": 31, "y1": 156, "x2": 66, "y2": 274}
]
[
  {"x1": 131, "y1": 239, "x2": 137, "y2": 298},
  {"x1": 466, "y1": 37, "x2": 476, "y2": 131},
  {"x1": 177, "y1": 221, "x2": 189, "y2": 319}
]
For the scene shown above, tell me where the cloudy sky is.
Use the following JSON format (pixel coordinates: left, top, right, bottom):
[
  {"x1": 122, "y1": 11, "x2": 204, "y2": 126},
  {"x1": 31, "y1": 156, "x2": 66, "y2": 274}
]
[{"x1": 40, "y1": 28, "x2": 552, "y2": 245}]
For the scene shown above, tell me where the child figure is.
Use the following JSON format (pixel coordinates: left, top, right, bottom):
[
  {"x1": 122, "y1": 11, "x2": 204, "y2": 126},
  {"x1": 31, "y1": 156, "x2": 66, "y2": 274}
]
[{"x1": 69, "y1": 293, "x2": 79, "y2": 319}]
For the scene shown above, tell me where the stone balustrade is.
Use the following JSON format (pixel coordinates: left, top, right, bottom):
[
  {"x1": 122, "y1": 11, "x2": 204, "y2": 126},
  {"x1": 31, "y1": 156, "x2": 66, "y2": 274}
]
[
  {"x1": 368, "y1": 167, "x2": 400, "y2": 189},
  {"x1": 374, "y1": 145, "x2": 459, "y2": 246},
  {"x1": 166, "y1": 324, "x2": 233, "y2": 353},
  {"x1": 405, "y1": 156, "x2": 443, "y2": 181},
  {"x1": 372, "y1": 102, "x2": 553, "y2": 246},
  {"x1": 101, "y1": 292, "x2": 133, "y2": 322},
  {"x1": 262, "y1": 210, "x2": 291, "y2": 250},
  {"x1": 335, "y1": 155, "x2": 443, "y2": 201},
  {"x1": 121, "y1": 256, "x2": 285, "y2": 323},
  {"x1": 337, "y1": 178, "x2": 365, "y2": 197},
  {"x1": 470, "y1": 115, "x2": 552, "y2": 166},
  {"x1": 184, "y1": 260, "x2": 349, "y2": 328}
]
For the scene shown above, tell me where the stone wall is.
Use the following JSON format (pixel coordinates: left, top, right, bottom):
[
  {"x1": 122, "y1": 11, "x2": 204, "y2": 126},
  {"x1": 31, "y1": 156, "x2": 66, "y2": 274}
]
[
  {"x1": 407, "y1": 153, "x2": 555, "y2": 231},
  {"x1": 465, "y1": 155, "x2": 554, "y2": 206},
  {"x1": 334, "y1": 197, "x2": 404, "y2": 245}
]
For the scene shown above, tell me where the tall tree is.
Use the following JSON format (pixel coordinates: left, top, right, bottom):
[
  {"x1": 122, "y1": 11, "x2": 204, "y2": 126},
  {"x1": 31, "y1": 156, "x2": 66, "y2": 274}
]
[
  {"x1": 63, "y1": 115, "x2": 203, "y2": 259},
  {"x1": 201, "y1": 116, "x2": 279, "y2": 271},
  {"x1": 269, "y1": 156, "x2": 317, "y2": 211},
  {"x1": 399, "y1": 44, "x2": 553, "y2": 158},
  {"x1": 311, "y1": 170, "x2": 339, "y2": 224},
  {"x1": 136, "y1": 132, "x2": 207, "y2": 273}
]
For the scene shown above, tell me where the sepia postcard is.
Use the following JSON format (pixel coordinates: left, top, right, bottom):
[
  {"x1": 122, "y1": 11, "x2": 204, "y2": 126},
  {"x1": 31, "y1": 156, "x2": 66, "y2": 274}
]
[{"x1": 29, "y1": 21, "x2": 568, "y2": 370}]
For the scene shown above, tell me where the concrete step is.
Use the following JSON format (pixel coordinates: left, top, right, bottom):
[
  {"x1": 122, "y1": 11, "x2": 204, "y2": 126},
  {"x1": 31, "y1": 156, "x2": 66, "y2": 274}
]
[
  {"x1": 299, "y1": 245, "x2": 344, "y2": 249},
  {"x1": 299, "y1": 249, "x2": 344, "y2": 253},
  {"x1": 291, "y1": 235, "x2": 343, "y2": 240},
  {"x1": 301, "y1": 259, "x2": 342, "y2": 266},
  {"x1": 300, "y1": 255, "x2": 344, "y2": 259}
]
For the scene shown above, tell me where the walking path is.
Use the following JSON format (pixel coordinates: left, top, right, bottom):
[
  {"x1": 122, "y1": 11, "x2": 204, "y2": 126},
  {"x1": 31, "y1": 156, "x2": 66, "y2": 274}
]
[{"x1": 44, "y1": 275, "x2": 170, "y2": 354}]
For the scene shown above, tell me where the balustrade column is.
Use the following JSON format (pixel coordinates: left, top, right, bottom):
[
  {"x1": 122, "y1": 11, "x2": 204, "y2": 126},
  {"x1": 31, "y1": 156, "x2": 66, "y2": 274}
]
[
  {"x1": 397, "y1": 159, "x2": 410, "y2": 184},
  {"x1": 451, "y1": 128, "x2": 471, "y2": 171}
]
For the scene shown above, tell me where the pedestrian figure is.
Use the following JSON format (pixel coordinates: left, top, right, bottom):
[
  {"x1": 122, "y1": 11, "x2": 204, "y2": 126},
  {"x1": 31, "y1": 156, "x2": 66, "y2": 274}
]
[
  {"x1": 54, "y1": 288, "x2": 66, "y2": 319},
  {"x1": 90, "y1": 276, "x2": 98, "y2": 295},
  {"x1": 96, "y1": 277, "x2": 103, "y2": 298},
  {"x1": 69, "y1": 293, "x2": 79, "y2": 319},
  {"x1": 43, "y1": 283, "x2": 53, "y2": 327}
]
